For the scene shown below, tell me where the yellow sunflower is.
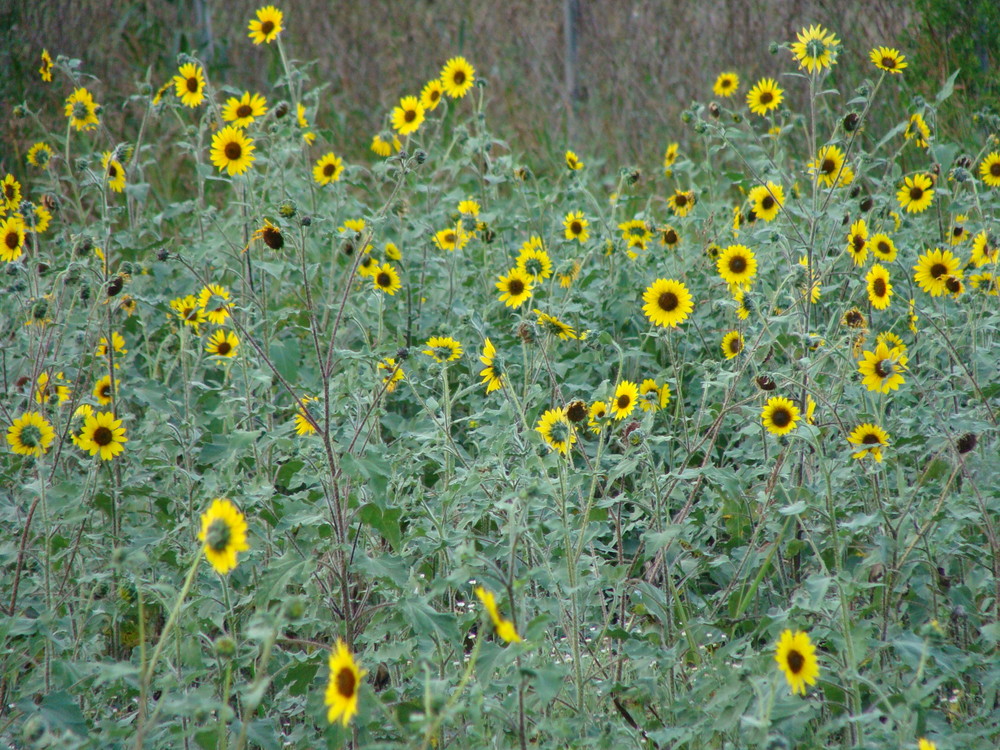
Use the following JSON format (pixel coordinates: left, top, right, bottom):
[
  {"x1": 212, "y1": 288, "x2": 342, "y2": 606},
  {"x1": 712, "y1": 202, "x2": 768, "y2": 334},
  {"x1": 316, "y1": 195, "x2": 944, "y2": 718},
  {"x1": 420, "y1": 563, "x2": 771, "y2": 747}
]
[
  {"x1": 372, "y1": 262, "x2": 402, "y2": 295},
  {"x1": 423, "y1": 336, "x2": 462, "y2": 363},
  {"x1": 846, "y1": 219, "x2": 868, "y2": 265},
  {"x1": 905, "y1": 113, "x2": 930, "y2": 148},
  {"x1": 27, "y1": 142, "x2": 53, "y2": 169},
  {"x1": 564, "y1": 211, "x2": 589, "y2": 243},
  {"x1": 712, "y1": 72, "x2": 739, "y2": 97},
  {"x1": 718, "y1": 244, "x2": 757, "y2": 288},
  {"x1": 867, "y1": 264, "x2": 893, "y2": 310},
  {"x1": 809, "y1": 145, "x2": 852, "y2": 188},
  {"x1": 748, "y1": 182, "x2": 783, "y2": 222},
  {"x1": 858, "y1": 341, "x2": 907, "y2": 393},
  {"x1": 721, "y1": 330, "x2": 744, "y2": 359},
  {"x1": 7, "y1": 411, "x2": 56, "y2": 458},
  {"x1": 173, "y1": 63, "x2": 206, "y2": 108},
  {"x1": 619, "y1": 219, "x2": 652, "y2": 251},
  {"x1": 775, "y1": 629, "x2": 820, "y2": 695},
  {"x1": 978, "y1": 151, "x2": 1000, "y2": 188},
  {"x1": 667, "y1": 189, "x2": 696, "y2": 217},
  {"x1": 64, "y1": 87, "x2": 99, "y2": 131},
  {"x1": 93, "y1": 375, "x2": 119, "y2": 405},
  {"x1": 642, "y1": 278, "x2": 693, "y2": 328},
  {"x1": 222, "y1": 91, "x2": 267, "y2": 127},
  {"x1": 869, "y1": 233, "x2": 897, "y2": 262},
  {"x1": 102, "y1": 151, "x2": 126, "y2": 193},
  {"x1": 474, "y1": 586, "x2": 522, "y2": 643},
  {"x1": 970, "y1": 231, "x2": 999, "y2": 267},
  {"x1": 870, "y1": 46, "x2": 907, "y2": 74},
  {"x1": 761, "y1": 396, "x2": 800, "y2": 436},
  {"x1": 639, "y1": 379, "x2": 671, "y2": 412},
  {"x1": 746, "y1": 78, "x2": 783, "y2": 116},
  {"x1": 565, "y1": 150, "x2": 584, "y2": 170},
  {"x1": 479, "y1": 338, "x2": 504, "y2": 393},
  {"x1": 77, "y1": 411, "x2": 127, "y2": 461},
  {"x1": 206, "y1": 330, "x2": 239, "y2": 357},
  {"x1": 611, "y1": 381, "x2": 639, "y2": 420},
  {"x1": 210, "y1": 125, "x2": 256, "y2": 176},
  {"x1": 198, "y1": 284, "x2": 231, "y2": 325},
  {"x1": 790, "y1": 24, "x2": 839, "y2": 73},
  {"x1": 34, "y1": 371, "x2": 71, "y2": 405},
  {"x1": 420, "y1": 78, "x2": 444, "y2": 111},
  {"x1": 40, "y1": 49, "x2": 53, "y2": 82},
  {"x1": 296, "y1": 103, "x2": 315, "y2": 144},
  {"x1": 535, "y1": 407, "x2": 576, "y2": 455},
  {"x1": 516, "y1": 241, "x2": 552, "y2": 281},
  {"x1": 948, "y1": 215, "x2": 969, "y2": 245},
  {"x1": 325, "y1": 639, "x2": 366, "y2": 726},
  {"x1": 496, "y1": 267, "x2": 534, "y2": 308},
  {"x1": 440, "y1": 56, "x2": 475, "y2": 98},
  {"x1": 0, "y1": 215, "x2": 26, "y2": 263},
  {"x1": 913, "y1": 248, "x2": 961, "y2": 296},
  {"x1": 848, "y1": 423, "x2": 890, "y2": 462},
  {"x1": 897, "y1": 173, "x2": 934, "y2": 213},
  {"x1": 377, "y1": 358, "x2": 405, "y2": 393},
  {"x1": 2, "y1": 173, "x2": 21, "y2": 210},
  {"x1": 248, "y1": 5, "x2": 283, "y2": 44},
  {"x1": 659, "y1": 225, "x2": 681, "y2": 249},
  {"x1": 533, "y1": 309, "x2": 578, "y2": 340},
  {"x1": 293, "y1": 396, "x2": 319, "y2": 435},
  {"x1": 663, "y1": 142, "x2": 679, "y2": 175},
  {"x1": 391, "y1": 95, "x2": 425, "y2": 136},
  {"x1": 197, "y1": 498, "x2": 249, "y2": 575},
  {"x1": 588, "y1": 401, "x2": 608, "y2": 434},
  {"x1": 171, "y1": 294, "x2": 207, "y2": 331}
]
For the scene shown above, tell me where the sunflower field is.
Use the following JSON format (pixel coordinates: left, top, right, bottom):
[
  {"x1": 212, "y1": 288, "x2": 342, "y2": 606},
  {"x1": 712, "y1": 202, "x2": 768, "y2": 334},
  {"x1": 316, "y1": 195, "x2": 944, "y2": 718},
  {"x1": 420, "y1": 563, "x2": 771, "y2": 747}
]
[{"x1": 2, "y1": 7, "x2": 1000, "y2": 749}]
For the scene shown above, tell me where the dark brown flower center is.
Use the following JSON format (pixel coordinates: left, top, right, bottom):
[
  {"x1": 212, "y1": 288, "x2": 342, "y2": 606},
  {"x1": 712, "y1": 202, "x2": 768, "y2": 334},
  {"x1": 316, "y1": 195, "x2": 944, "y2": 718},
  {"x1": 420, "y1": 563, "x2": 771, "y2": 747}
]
[
  {"x1": 108, "y1": 163, "x2": 118, "y2": 179},
  {"x1": 729, "y1": 337, "x2": 742, "y2": 353},
  {"x1": 236, "y1": 104, "x2": 252, "y2": 118},
  {"x1": 100, "y1": 384, "x2": 111, "y2": 399},
  {"x1": 324, "y1": 164, "x2": 336, "y2": 176},
  {"x1": 508, "y1": 279, "x2": 525, "y2": 295},
  {"x1": 852, "y1": 235, "x2": 865, "y2": 252},
  {"x1": 821, "y1": 158, "x2": 835, "y2": 174},
  {"x1": 862, "y1": 432, "x2": 882, "y2": 444},
  {"x1": 909, "y1": 186, "x2": 924, "y2": 200},
  {"x1": 675, "y1": 194, "x2": 688, "y2": 207},
  {"x1": 216, "y1": 341, "x2": 232, "y2": 355},
  {"x1": 881, "y1": 56, "x2": 895, "y2": 69},
  {"x1": 617, "y1": 394, "x2": 631, "y2": 409},
  {"x1": 877, "y1": 241, "x2": 890, "y2": 255},
  {"x1": 873, "y1": 278, "x2": 887, "y2": 296},
  {"x1": 5, "y1": 230, "x2": 19, "y2": 249},
  {"x1": 263, "y1": 226, "x2": 283, "y2": 249},
  {"x1": 225, "y1": 142, "x2": 242, "y2": 160},
  {"x1": 453, "y1": 71, "x2": 466, "y2": 86},
  {"x1": 771, "y1": 408, "x2": 791, "y2": 428},
  {"x1": 729, "y1": 255, "x2": 747, "y2": 274},
  {"x1": 658, "y1": 291, "x2": 678, "y2": 311},
  {"x1": 760, "y1": 91, "x2": 773, "y2": 105},
  {"x1": 404, "y1": 109, "x2": 416, "y2": 123},
  {"x1": 761, "y1": 196, "x2": 774, "y2": 210},
  {"x1": 786, "y1": 649, "x2": 804, "y2": 673},
  {"x1": 945, "y1": 276, "x2": 961, "y2": 294},
  {"x1": 566, "y1": 401, "x2": 587, "y2": 423},
  {"x1": 186, "y1": 76, "x2": 198, "y2": 93},
  {"x1": 664, "y1": 229, "x2": 678, "y2": 244},
  {"x1": 991, "y1": 163, "x2": 1000, "y2": 177},
  {"x1": 444, "y1": 232, "x2": 456, "y2": 244},
  {"x1": 261, "y1": 20, "x2": 275, "y2": 35},
  {"x1": 570, "y1": 221, "x2": 582, "y2": 234},
  {"x1": 336, "y1": 667, "x2": 356, "y2": 698},
  {"x1": 376, "y1": 272, "x2": 391, "y2": 288},
  {"x1": 930, "y1": 263, "x2": 947, "y2": 279},
  {"x1": 93, "y1": 426, "x2": 113, "y2": 446}
]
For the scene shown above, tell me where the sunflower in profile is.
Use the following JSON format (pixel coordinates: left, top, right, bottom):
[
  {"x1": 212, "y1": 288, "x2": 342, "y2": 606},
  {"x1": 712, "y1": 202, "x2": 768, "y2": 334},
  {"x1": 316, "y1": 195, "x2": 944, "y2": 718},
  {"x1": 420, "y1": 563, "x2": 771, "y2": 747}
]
[
  {"x1": 206, "y1": 330, "x2": 239, "y2": 357},
  {"x1": 102, "y1": 151, "x2": 126, "y2": 193},
  {"x1": 667, "y1": 189, "x2": 696, "y2": 217},
  {"x1": 173, "y1": 63, "x2": 206, "y2": 108},
  {"x1": 970, "y1": 231, "x2": 999, "y2": 267},
  {"x1": 947, "y1": 215, "x2": 969, "y2": 245},
  {"x1": 210, "y1": 125, "x2": 256, "y2": 176},
  {"x1": 790, "y1": 24, "x2": 839, "y2": 73},
  {"x1": 198, "y1": 284, "x2": 231, "y2": 325},
  {"x1": 420, "y1": 78, "x2": 444, "y2": 111},
  {"x1": 775, "y1": 629, "x2": 819, "y2": 695},
  {"x1": 251, "y1": 218, "x2": 284, "y2": 251},
  {"x1": 372, "y1": 262, "x2": 402, "y2": 295},
  {"x1": 516, "y1": 240, "x2": 552, "y2": 281},
  {"x1": 643, "y1": 278, "x2": 693, "y2": 328},
  {"x1": 588, "y1": 401, "x2": 608, "y2": 434},
  {"x1": 535, "y1": 407, "x2": 576, "y2": 455},
  {"x1": 639, "y1": 379, "x2": 670, "y2": 412},
  {"x1": 868, "y1": 233, "x2": 897, "y2": 262},
  {"x1": 905, "y1": 113, "x2": 930, "y2": 148},
  {"x1": 198, "y1": 498, "x2": 249, "y2": 575},
  {"x1": 718, "y1": 244, "x2": 757, "y2": 289},
  {"x1": 712, "y1": 72, "x2": 739, "y2": 97},
  {"x1": 846, "y1": 219, "x2": 868, "y2": 265},
  {"x1": 474, "y1": 586, "x2": 522, "y2": 643},
  {"x1": 391, "y1": 95, "x2": 425, "y2": 136},
  {"x1": 866, "y1": 264, "x2": 893, "y2": 310},
  {"x1": 913, "y1": 248, "x2": 961, "y2": 296},
  {"x1": 77, "y1": 411, "x2": 127, "y2": 461},
  {"x1": 858, "y1": 341, "x2": 907, "y2": 393},
  {"x1": 222, "y1": 91, "x2": 267, "y2": 127},
  {"x1": 423, "y1": 336, "x2": 462, "y2": 363},
  {"x1": 746, "y1": 78, "x2": 783, "y2": 116},
  {"x1": 479, "y1": 338, "x2": 504, "y2": 393},
  {"x1": 564, "y1": 211, "x2": 589, "y2": 243},
  {"x1": 897, "y1": 173, "x2": 934, "y2": 213},
  {"x1": 248, "y1": 5, "x2": 283, "y2": 44},
  {"x1": 658, "y1": 225, "x2": 681, "y2": 250},
  {"x1": 721, "y1": 330, "x2": 744, "y2": 359},
  {"x1": 848, "y1": 423, "x2": 890, "y2": 462},
  {"x1": 433, "y1": 225, "x2": 469, "y2": 252},
  {"x1": 556, "y1": 259, "x2": 581, "y2": 289},
  {"x1": 870, "y1": 46, "x2": 907, "y2": 74},
  {"x1": 27, "y1": 142, "x2": 53, "y2": 169},
  {"x1": 39, "y1": 49, "x2": 54, "y2": 82},
  {"x1": 496, "y1": 267, "x2": 533, "y2": 308},
  {"x1": 93, "y1": 375, "x2": 119, "y2": 405},
  {"x1": 370, "y1": 133, "x2": 397, "y2": 158},
  {"x1": 65, "y1": 87, "x2": 99, "y2": 131},
  {"x1": 748, "y1": 182, "x2": 783, "y2": 222},
  {"x1": 7, "y1": 411, "x2": 55, "y2": 458},
  {"x1": 663, "y1": 142, "x2": 679, "y2": 175},
  {"x1": 457, "y1": 198, "x2": 480, "y2": 216},
  {"x1": 325, "y1": 639, "x2": 366, "y2": 727},
  {"x1": 761, "y1": 396, "x2": 800, "y2": 436},
  {"x1": 809, "y1": 145, "x2": 852, "y2": 188},
  {"x1": 533, "y1": 309, "x2": 578, "y2": 340},
  {"x1": 296, "y1": 103, "x2": 315, "y2": 145},
  {"x1": 0, "y1": 215, "x2": 26, "y2": 263},
  {"x1": 610, "y1": 381, "x2": 638, "y2": 420},
  {"x1": 440, "y1": 56, "x2": 475, "y2": 98},
  {"x1": 565, "y1": 150, "x2": 584, "y2": 170}
]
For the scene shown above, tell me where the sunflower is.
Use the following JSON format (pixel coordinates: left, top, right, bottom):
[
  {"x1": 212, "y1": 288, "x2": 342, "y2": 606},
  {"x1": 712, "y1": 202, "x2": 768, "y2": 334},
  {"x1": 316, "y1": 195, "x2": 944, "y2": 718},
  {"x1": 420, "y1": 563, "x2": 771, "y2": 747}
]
[
  {"x1": 198, "y1": 498, "x2": 249, "y2": 575},
  {"x1": 474, "y1": 586, "x2": 522, "y2": 643},
  {"x1": 20, "y1": 203, "x2": 51, "y2": 235},
  {"x1": 718, "y1": 244, "x2": 757, "y2": 289},
  {"x1": 712, "y1": 72, "x2": 739, "y2": 97},
  {"x1": 533, "y1": 309, "x2": 578, "y2": 340},
  {"x1": 564, "y1": 211, "x2": 589, "y2": 243},
  {"x1": 810, "y1": 145, "x2": 852, "y2": 188},
  {"x1": 293, "y1": 396, "x2": 320, "y2": 435},
  {"x1": 173, "y1": 63, "x2": 205, "y2": 108},
  {"x1": 798, "y1": 255, "x2": 821, "y2": 303},
  {"x1": 913, "y1": 248, "x2": 961, "y2": 296},
  {"x1": 370, "y1": 133, "x2": 397, "y2": 157},
  {"x1": 516, "y1": 241, "x2": 553, "y2": 281},
  {"x1": 39, "y1": 49, "x2": 53, "y2": 81},
  {"x1": 171, "y1": 295, "x2": 207, "y2": 331},
  {"x1": 93, "y1": 375, "x2": 120, "y2": 405},
  {"x1": 948, "y1": 215, "x2": 969, "y2": 245},
  {"x1": 918, "y1": 740, "x2": 936, "y2": 750},
  {"x1": 619, "y1": 219, "x2": 653, "y2": 251},
  {"x1": 391, "y1": 95, "x2": 425, "y2": 136},
  {"x1": 420, "y1": 78, "x2": 444, "y2": 111},
  {"x1": 77, "y1": 410, "x2": 127, "y2": 461},
  {"x1": 535, "y1": 407, "x2": 576, "y2": 455},
  {"x1": 496, "y1": 268, "x2": 533, "y2": 308},
  {"x1": 643, "y1": 278, "x2": 693, "y2": 328},
  {"x1": 376, "y1": 358, "x2": 405, "y2": 393},
  {"x1": 721, "y1": 330, "x2": 744, "y2": 359},
  {"x1": 565, "y1": 150, "x2": 584, "y2": 170},
  {"x1": 96, "y1": 331, "x2": 128, "y2": 358},
  {"x1": 27, "y1": 142, "x2": 53, "y2": 169},
  {"x1": 252, "y1": 218, "x2": 284, "y2": 250},
  {"x1": 746, "y1": 78, "x2": 783, "y2": 116},
  {"x1": 248, "y1": 5, "x2": 283, "y2": 44},
  {"x1": 206, "y1": 330, "x2": 239, "y2": 357},
  {"x1": 663, "y1": 142, "x2": 679, "y2": 175},
  {"x1": 775, "y1": 629, "x2": 820, "y2": 695},
  {"x1": 790, "y1": 24, "x2": 839, "y2": 73},
  {"x1": 977, "y1": 151, "x2": 1000, "y2": 188},
  {"x1": 866, "y1": 263, "x2": 893, "y2": 310},
  {"x1": 897, "y1": 173, "x2": 934, "y2": 213},
  {"x1": 610, "y1": 381, "x2": 638, "y2": 420},
  {"x1": 325, "y1": 639, "x2": 366, "y2": 727},
  {"x1": 869, "y1": 233, "x2": 897, "y2": 262},
  {"x1": 433, "y1": 225, "x2": 469, "y2": 252},
  {"x1": 841, "y1": 307, "x2": 867, "y2": 330},
  {"x1": 7, "y1": 411, "x2": 55, "y2": 458},
  {"x1": 748, "y1": 182, "x2": 783, "y2": 222},
  {"x1": 372, "y1": 262, "x2": 402, "y2": 295},
  {"x1": 65, "y1": 87, "x2": 99, "y2": 131},
  {"x1": 0, "y1": 215, "x2": 26, "y2": 263},
  {"x1": 588, "y1": 401, "x2": 608, "y2": 434},
  {"x1": 440, "y1": 56, "x2": 475, "y2": 98},
  {"x1": 870, "y1": 46, "x2": 907, "y2": 73},
  {"x1": 296, "y1": 103, "x2": 315, "y2": 145},
  {"x1": 479, "y1": 338, "x2": 504, "y2": 393},
  {"x1": 35, "y1": 371, "x2": 71, "y2": 405},
  {"x1": 2, "y1": 174, "x2": 21, "y2": 210},
  {"x1": 905, "y1": 113, "x2": 930, "y2": 148},
  {"x1": 222, "y1": 91, "x2": 267, "y2": 127},
  {"x1": 876, "y1": 331, "x2": 906, "y2": 353},
  {"x1": 848, "y1": 422, "x2": 890, "y2": 462},
  {"x1": 970, "y1": 231, "x2": 999, "y2": 266},
  {"x1": 357, "y1": 253, "x2": 378, "y2": 278},
  {"x1": 210, "y1": 125, "x2": 256, "y2": 176},
  {"x1": 639, "y1": 379, "x2": 670, "y2": 412},
  {"x1": 197, "y1": 284, "x2": 231, "y2": 325},
  {"x1": 423, "y1": 336, "x2": 462, "y2": 363},
  {"x1": 858, "y1": 341, "x2": 907, "y2": 393},
  {"x1": 457, "y1": 198, "x2": 480, "y2": 216},
  {"x1": 102, "y1": 151, "x2": 126, "y2": 193},
  {"x1": 556, "y1": 259, "x2": 582, "y2": 289},
  {"x1": 761, "y1": 396, "x2": 800, "y2": 436},
  {"x1": 846, "y1": 219, "x2": 868, "y2": 265}
]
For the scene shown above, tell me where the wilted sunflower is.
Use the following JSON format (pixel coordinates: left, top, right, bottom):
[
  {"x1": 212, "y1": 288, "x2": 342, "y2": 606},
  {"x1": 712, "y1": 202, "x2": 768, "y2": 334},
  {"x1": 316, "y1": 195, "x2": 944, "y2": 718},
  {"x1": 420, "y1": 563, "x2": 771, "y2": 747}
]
[
  {"x1": 870, "y1": 46, "x2": 907, "y2": 74},
  {"x1": 248, "y1": 5, "x2": 283, "y2": 44},
  {"x1": 7, "y1": 411, "x2": 55, "y2": 458},
  {"x1": 866, "y1": 264, "x2": 893, "y2": 310},
  {"x1": 905, "y1": 113, "x2": 930, "y2": 148},
  {"x1": 610, "y1": 381, "x2": 639, "y2": 420},
  {"x1": 761, "y1": 396, "x2": 800, "y2": 436},
  {"x1": 535, "y1": 407, "x2": 576, "y2": 455},
  {"x1": 790, "y1": 24, "x2": 839, "y2": 73},
  {"x1": 102, "y1": 151, "x2": 126, "y2": 193},
  {"x1": 210, "y1": 125, "x2": 256, "y2": 176},
  {"x1": 533, "y1": 309, "x2": 578, "y2": 340},
  {"x1": 775, "y1": 629, "x2": 820, "y2": 695},
  {"x1": 496, "y1": 268, "x2": 533, "y2": 308},
  {"x1": 372, "y1": 262, "x2": 402, "y2": 295},
  {"x1": 250, "y1": 218, "x2": 284, "y2": 251},
  {"x1": 39, "y1": 49, "x2": 53, "y2": 81},
  {"x1": 748, "y1": 182, "x2": 783, "y2": 222},
  {"x1": 718, "y1": 244, "x2": 757, "y2": 289},
  {"x1": 198, "y1": 498, "x2": 249, "y2": 575},
  {"x1": 0, "y1": 215, "x2": 26, "y2": 263},
  {"x1": 746, "y1": 78, "x2": 783, "y2": 116},
  {"x1": 858, "y1": 341, "x2": 907, "y2": 393},
  {"x1": 970, "y1": 231, "x2": 999, "y2": 267},
  {"x1": 643, "y1": 278, "x2": 693, "y2": 328},
  {"x1": 206, "y1": 330, "x2": 239, "y2": 357},
  {"x1": 868, "y1": 233, "x2": 897, "y2": 262},
  {"x1": 721, "y1": 330, "x2": 744, "y2": 359},
  {"x1": 897, "y1": 173, "x2": 934, "y2": 213},
  {"x1": 667, "y1": 189, "x2": 696, "y2": 217},
  {"x1": 479, "y1": 338, "x2": 504, "y2": 393},
  {"x1": 198, "y1": 284, "x2": 231, "y2": 325},
  {"x1": 474, "y1": 586, "x2": 522, "y2": 643},
  {"x1": 564, "y1": 211, "x2": 589, "y2": 243},
  {"x1": 846, "y1": 219, "x2": 868, "y2": 265},
  {"x1": 391, "y1": 95, "x2": 425, "y2": 136},
  {"x1": 712, "y1": 72, "x2": 739, "y2": 97},
  {"x1": 841, "y1": 307, "x2": 867, "y2": 329},
  {"x1": 810, "y1": 145, "x2": 853, "y2": 188},
  {"x1": 77, "y1": 410, "x2": 127, "y2": 461},
  {"x1": 93, "y1": 375, "x2": 119, "y2": 405},
  {"x1": 325, "y1": 639, "x2": 366, "y2": 727},
  {"x1": 423, "y1": 336, "x2": 462, "y2": 363},
  {"x1": 516, "y1": 241, "x2": 552, "y2": 281},
  {"x1": 639, "y1": 379, "x2": 671, "y2": 412},
  {"x1": 222, "y1": 91, "x2": 267, "y2": 127},
  {"x1": 27, "y1": 142, "x2": 53, "y2": 169},
  {"x1": 440, "y1": 56, "x2": 475, "y2": 98},
  {"x1": 420, "y1": 79, "x2": 444, "y2": 111},
  {"x1": 65, "y1": 87, "x2": 99, "y2": 131},
  {"x1": 848, "y1": 423, "x2": 890, "y2": 462},
  {"x1": 913, "y1": 247, "x2": 961, "y2": 296},
  {"x1": 173, "y1": 63, "x2": 205, "y2": 108}
]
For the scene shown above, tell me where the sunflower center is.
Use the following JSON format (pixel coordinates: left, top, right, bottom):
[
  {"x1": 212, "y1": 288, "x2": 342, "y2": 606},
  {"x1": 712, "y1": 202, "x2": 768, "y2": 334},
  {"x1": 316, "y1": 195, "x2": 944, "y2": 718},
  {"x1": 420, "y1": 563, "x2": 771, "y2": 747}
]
[
  {"x1": 336, "y1": 666, "x2": 356, "y2": 698},
  {"x1": 909, "y1": 186, "x2": 924, "y2": 200},
  {"x1": 852, "y1": 235, "x2": 865, "y2": 252},
  {"x1": 566, "y1": 401, "x2": 587, "y2": 423},
  {"x1": 262, "y1": 226, "x2": 283, "y2": 249},
  {"x1": 658, "y1": 291, "x2": 678, "y2": 311},
  {"x1": 874, "y1": 358, "x2": 894, "y2": 378},
  {"x1": 261, "y1": 20, "x2": 275, "y2": 35},
  {"x1": 771, "y1": 408, "x2": 791, "y2": 428},
  {"x1": 216, "y1": 341, "x2": 232, "y2": 355},
  {"x1": 570, "y1": 221, "x2": 582, "y2": 234},
  {"x1": 821, "y1": 158, "x2": 835, "y2": 174},
  {"x1": 376, "y1": 272, "x2": 391, "y2": 288},
  {"x1": 873, "y1": 278, "x2": 887, "y2": 296},
  {"x1": 100, "y1": 384, "x2": 111, "y2": 399},
  {"x1": 225, "y1": 142, "x2": 243, "y2": 160},
  {"x1": 945, "y1": 276, "x2": 961, "y2": 293},
  {"x1": 206, "y1": 518, "x2": 232, "y2": 552},
  {"x1": 404, "y1": 109, "x2": 416, "y2": 123},
  {"x1": 929, "y1": 263, "x2": 947, "y2": 278},
  {"x1": 760, "y1": 91, "x2": 773, "y2": 105},
  {"x1": 721, "y1": 78, "x2": 732, "y2": 89},
  {"x1": 862, "y1": 432, "x2": 882, "y2": 444},
  {"x1": 991, "y1": 163, "x2": 1000, "y2": 177},
  {"x1": 186, "y1": 76, "x2": 198, "y2": 93},
  {"x1": 324, "y1": 163, "x2": 336, "y2": 176},
  {"x1": 786, "y1": 649, "x2": 804, "y2": 674},
  {"x1": 664, "y1": 229, "x2": 678, "y2": 244},
  {"x1": 453, "y1": 71, "x2": 466, "y2": 85},
  {"x1": 236, "y1": 104, "x2": 252, "y2": 118},
  {"x1": 73, "y1": 102, "x2": 89, "y2": 119},
  {"x1": 877, "y1": 241, "x2": 890, "y2": 254},
  {"x1": 617, "y1": 394, "x2": 631, "y2": 409},
  {"x1": 761, "y1": 196, "x2": 774, "y2": 210},
  {"x1": 881, "y1": 56, "x2": 895, "y2": 69},
  {"x1": 444, "y1": 232, "x2": 456, "y2": 244},
  {"x1": 19, "y1": 425, "x2": 42, "y2": 448},
  {"x1": 952, "y1": 227, "x2": 963, "y2": 238},
  {"x1": 729, "y1": 256, "x2": 747, "y2": 274},
  {"x1": 93, "y1": 426, "x2": 114, "y2": 446},
  {"x1": 430, "y1": 90, "x2": 440, "y2": 102},
  {"x1": 4, "y1": 231, "x2": 18, "y2": 249},
  {"x1": 108, "y1": 163, "x2": 118, "y2": 179},
  {"x1": 508, "y1": 279, "x2": 525, "y2": 295},
  {"x1": 675, "y1": 194, "x2": 688, "y2": 207},
  {"x1": 4, "y1": 185, "x2": 14, "y2": 201},
  {"x1": 729, "y1": 337, "x2": 742, "y2": 353}
]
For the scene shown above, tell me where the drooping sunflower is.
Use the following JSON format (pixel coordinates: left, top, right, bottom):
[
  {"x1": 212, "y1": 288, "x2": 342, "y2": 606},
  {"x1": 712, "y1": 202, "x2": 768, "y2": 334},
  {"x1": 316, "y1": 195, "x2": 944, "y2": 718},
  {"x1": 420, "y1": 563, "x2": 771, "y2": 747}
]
[
  {"x1": 198, "y1": 284, "x2": 231, "y2": 325},
  {"x1": 712, "y1": 72, "x2": 739, "y2": 97},
  {"x1": 7, "y1": 411, "x2": 55, "y2": 458},
  {"x1": 556, "y1": 259, "x2": 581, "y2": 289},
  {"x1": 667, "y1": 189, "x2": 696, "y2": 217},
  {"x1": 870, "y1": 46, "x2": 907, "y2": 74},
  {"x1": 790, "y1": 24, "x2": 839, "y2": 73},
  {"x1": 868, "y1": 233, "x2": 897, "y2": 262},
  {"x1": 748, "y1": 182, "x2": 783, "y2": 222},
  {"x1": 897, "y1": 173, "x2": 934, "y2": 213},
  {"x1": 325, "y1": 639, "x2": 366, "y2": 727},
  {"x1": 642, "y1": 278, "x2": 693, "y2": 328},
  {"x1": 858, "y1": 341, "x2": 907, "y2": 393},
  {"x1": 775, "y1": 629, "x2": 820, "y2": 695},
  {"x1": 479, "y1": 338, "x2": 504, "y2": 393},
  {"x1": 423, "y1": 336, "x2": 462, "y2": 363},
  {"x1": 533, "y1": 309, "x2": 578, "y2": 340},
  {"x1": 535, "y1": 407, "x2": 576, "y2": 455},
  {"x1": 746, "y1": 78, "x2": 783, "y2": 116},
  {"x1": 251, "y1": 218, "x2": 284, "y2": 251},
  {"x1": 718, "y1": 244, "x2": 757, "y2": 289},
  {"x1": 496, "y1": 267, "x2": 534, "y2": 308},
  {"x1": 913, "y1": 247, "x2": 961, "y2": 296},
  {"x1": 0, "y1": 215, "x2": 26, "y2": 263},
  {"x1": 721, "y1": 330, "x2": 744, "y2": 359},
  {"x1": 39, "y1": 49, "x2": 53, "y2": 82},
  {"x1": 391, "y1": 95, "x2": 425, "y2": 136},
  {"x1": 370, "y1": 133, "x2": 397, "y2": 157},
  {"x1": 248, "y1": 5, "x2": 283, "y2": 44},
  {"x1": 372, "y1": 262, "x2": 402, "y2": 295},
  {"x1": 866, "y1": 264, "x2": 893, "y2": 310},
  {"x1": 905, "y1": 112, "x2": 930, "y2": 148},
  {"x1": 663, "y1": 142, "x2": 679, "y2": 175},
  {"x1": 210, "y1": 125, "x2": 255, "y2": 176},
  {"x1": 564, "y1": 211, "x2": 589, "y2": 243},
  {"x1": 848, "y1": 423, "x2": 890, "y2": 462},
  {"x1": 27, "y1": 142, "x2": 53, "y2": 169},
  {"x1": 610, "y1": 381, "x2": 639, "y2": 420},
  {"x1": 474, "y1": 586, "x2": 522, "y2": 643},
  {"x1": 846, "y1": 219, "x2": 868, "y2": 265},
  {"x1": 587, "y1": 401, "x2": 608, "y2": 434},
  {"x1": 761, "y1": 396, "x2": 800, "y2": 436},
  {"x1": 357, "y1": 253, "x2": 379, "y2": 279},
  {"x1": 77, "y1": 410, "x2": 127, "y2": 461},
  {"x1": 978, "y1": 151, "x2": 1000, "y2": 188},
  {"x1": 565, "y1": 150, "x2": 584, "y2": 170},
  {"x1": 377, "y1": 358, "x2": 405, "y2": 393},
  {"x1": 102, "y1": 151, "x2": 126, "y2": 193},
  {"x1": 198, "y1": 498, "x2": 249, "y2": 575},
  {"x1": 64, "y1": 87, "x2": 99, "y2": 131},
  {"x1": 639, "y1": 379, "x2": 671, "y2": 412},
  {"x1": 420, "y1": 78, "x2": 444, "y2": 111},
  {"x1": 440, "y1": 56, "x2": 475, "y2": 98},
  {"x1": 810, "y1": 145, "x2": 852, "y2": 188},
  {"x1": 222, "y1": 91, "x2": 267, "y2": 127},
  {"x1": 171, "y1": 295, "x2": 207, "y2": 331},
  {"x1": 93, "y1": 375, "x2": 119, "y2": 405},
  {"x1": 21, "y1": 203, "x2": 51, "y2": 235},
  {"x1": 173, "y1": 63, "x2": 206, "y2": 108},
  {"x1": 516, "y1": 241, "x2": 553, "y2": 281},
  {"x1": 206, "y1": 330, "x2": 239, "y2": 357},
  {"x1": 970, "y1": 231, "x2": 999, "y2": 266}
]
